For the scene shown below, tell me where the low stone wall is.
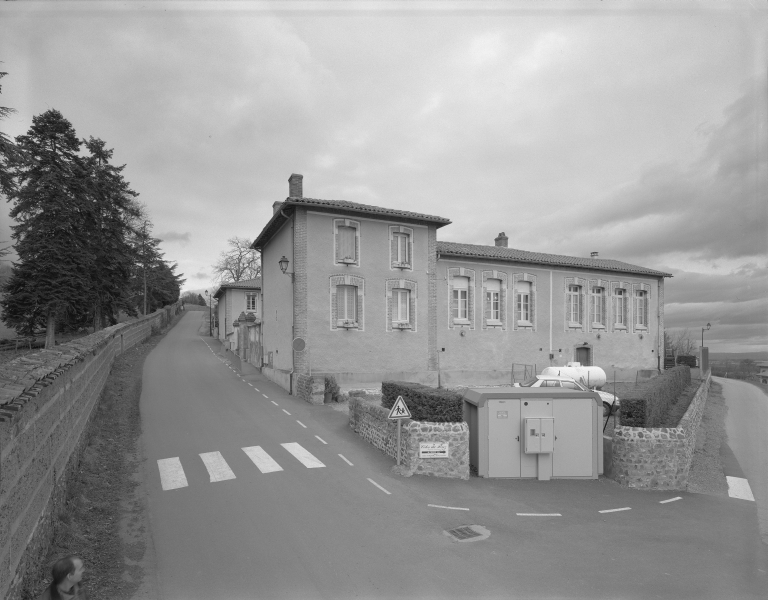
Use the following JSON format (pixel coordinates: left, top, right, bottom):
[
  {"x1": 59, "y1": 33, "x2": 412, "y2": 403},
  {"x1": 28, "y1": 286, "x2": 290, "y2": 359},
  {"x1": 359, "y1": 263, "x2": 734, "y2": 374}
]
[
  {"x1": 348, "y1": 397, "x2": 469, "y2": 480},
  {"x1": 611, "y1": 371, "x2": 711, "y2": 490},
  {"x1": 0, "y1": 303, "x2": 180, "y2": 600}
]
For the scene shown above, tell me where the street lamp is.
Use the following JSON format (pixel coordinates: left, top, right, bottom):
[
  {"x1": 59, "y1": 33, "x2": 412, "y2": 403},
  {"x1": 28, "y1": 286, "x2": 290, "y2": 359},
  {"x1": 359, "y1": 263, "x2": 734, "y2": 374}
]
[
  {"x1": 205, "y1": 290, "x2": 212, "y2": 337},
  {"x1": 701, "y1": 322, "x2": 711, "y2": 348},
  {"x1": 278, "y1": 255, "x2": 294, "y2": 280}
]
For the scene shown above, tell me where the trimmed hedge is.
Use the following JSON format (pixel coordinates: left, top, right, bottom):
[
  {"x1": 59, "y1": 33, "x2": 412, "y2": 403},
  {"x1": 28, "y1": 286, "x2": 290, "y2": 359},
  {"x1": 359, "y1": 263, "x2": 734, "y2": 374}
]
[
  {"x1": 381, "y1": 381, "x2": 464, "y2": 422},
  {"x1": 619, "y1": 366, "x2": 692, "y2": 427}
]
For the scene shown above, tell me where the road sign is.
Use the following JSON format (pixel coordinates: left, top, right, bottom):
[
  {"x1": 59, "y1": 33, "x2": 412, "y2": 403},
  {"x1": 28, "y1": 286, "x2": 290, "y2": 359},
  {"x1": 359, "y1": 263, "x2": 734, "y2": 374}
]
[
  {"x1": 388, "y1": 396, "x2": 411, "y2": 420},
  {"x1": 419, "y1": 442, "x2": 449, "y2": 458},
  {"x1": 292, "y1": 337, "x2": 306, "y2": 352}
]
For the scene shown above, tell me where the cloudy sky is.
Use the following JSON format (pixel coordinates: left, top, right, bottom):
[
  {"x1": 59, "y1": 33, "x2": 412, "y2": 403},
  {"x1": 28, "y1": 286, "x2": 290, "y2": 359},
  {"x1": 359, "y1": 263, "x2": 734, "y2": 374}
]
[{"x1": 1, "y1": 1, "x2": 766, "y2": 353}]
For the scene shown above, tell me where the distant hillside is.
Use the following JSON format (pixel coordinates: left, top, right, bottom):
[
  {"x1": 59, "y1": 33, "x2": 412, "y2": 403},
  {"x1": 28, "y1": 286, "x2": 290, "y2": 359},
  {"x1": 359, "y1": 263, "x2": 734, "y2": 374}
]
[{"x1": 710, "y1": 352, "x2": 768, "y2": 362}]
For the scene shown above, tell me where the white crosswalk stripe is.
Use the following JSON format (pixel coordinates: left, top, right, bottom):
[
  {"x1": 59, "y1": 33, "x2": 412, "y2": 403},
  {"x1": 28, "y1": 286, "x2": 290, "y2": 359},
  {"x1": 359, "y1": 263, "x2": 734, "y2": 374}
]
[
  {"x1": 157, "y1": 457, "x2": 188, "y2": 490},
  {"x1": 281, "y1": 442, "x2": 325, "y2": 468},
  {"x1": 242, "y1": 446, "x2": 284, "y2": 473},
  {"x1": 200, "y1": 451, "x2": 237, "y2": 482}
]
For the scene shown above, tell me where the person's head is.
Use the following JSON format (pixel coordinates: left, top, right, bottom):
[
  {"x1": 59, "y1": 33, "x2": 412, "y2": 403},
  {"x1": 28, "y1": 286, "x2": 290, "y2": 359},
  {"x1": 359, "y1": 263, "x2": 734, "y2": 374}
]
[{"x1": 50, "y1": 556, "x2": 84, "y2": 593}]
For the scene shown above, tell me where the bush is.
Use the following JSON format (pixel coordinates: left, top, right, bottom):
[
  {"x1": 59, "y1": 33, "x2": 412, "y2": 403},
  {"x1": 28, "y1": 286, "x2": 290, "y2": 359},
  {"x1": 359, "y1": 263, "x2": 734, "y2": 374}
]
[
  {"x1": 381, "y1": 381, "x2": 464, "y2": 422},
  {"x1": 619, "y1": 366, "x2": 691, "y2": 427},
  {"x1": 324, "y1": 375, "x2": 340, "y2": 396},
  {"x1": 676, "y1": 355, "x2": 697, "y2": 368}
]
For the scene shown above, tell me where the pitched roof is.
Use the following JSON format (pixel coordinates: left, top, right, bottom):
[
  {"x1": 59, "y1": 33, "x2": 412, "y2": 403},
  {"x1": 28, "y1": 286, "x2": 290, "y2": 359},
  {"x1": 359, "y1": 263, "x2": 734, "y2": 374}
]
[
  {"x1": 213, "y1": 277, "x2": 261, "y2": 299},
  {"x1": 252, "y1": 197, "x2": 451, "y2": 250},
  {"x1": 436, "y1": 241, "x2": 672, "y2": 278}
]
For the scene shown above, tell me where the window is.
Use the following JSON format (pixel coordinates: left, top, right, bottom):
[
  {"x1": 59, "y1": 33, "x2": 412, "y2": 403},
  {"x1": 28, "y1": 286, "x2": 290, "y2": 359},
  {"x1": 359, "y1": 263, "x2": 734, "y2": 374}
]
[
  {"x1": 389, "y1": 226, "x2": 413, "y2": 269},
  {"x1": 484, "y1": 279, "x2": 501, "y2": 322},
  {"x1": 614, "y1": 288, "x2": 626, "y2": 328},
  {"x1": 246, "y1": 293, "x2": 257, "y2": 312},
  {"x1": 394, "y1": 233, "x2": 409, "y2": 265},
  {"x1": 516, "y1": 281, "x2": 531, "y2": 324},
  {"x1": 590, "y1": 287, "x2": 604, "y2": 327},
  {"x1": 634, "y1": 290, "x2": 647, "y2": 328},
  {"x1": 394, "y1": 289, "x2": 410, "y2": 322},
  {"x1": 567, "y1": 285, "x2": 582, "y2": 326},
  {"x1": 452, "y1": 276, "x2": 469, "y2": 321},
  {"x1": 337, "y1": 226, "x2": 356, "y2": 262},
  {"x1": 337, "y1": 285, "x2": 358, "y2": 325}
]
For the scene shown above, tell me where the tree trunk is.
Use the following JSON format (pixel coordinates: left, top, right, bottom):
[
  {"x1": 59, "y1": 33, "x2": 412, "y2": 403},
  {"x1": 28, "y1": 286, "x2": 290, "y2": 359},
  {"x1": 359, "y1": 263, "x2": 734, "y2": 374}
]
[
  {"x1": 45, "y1": 310, "x2": 56, "y2": 349},
  {"x1": 93, "y1": 299, "x2": 101, "y2": 332}
]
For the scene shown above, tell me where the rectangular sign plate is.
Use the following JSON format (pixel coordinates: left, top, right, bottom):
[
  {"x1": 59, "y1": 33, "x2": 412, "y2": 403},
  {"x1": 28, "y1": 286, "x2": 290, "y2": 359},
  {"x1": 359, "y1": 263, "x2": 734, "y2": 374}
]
[{"x1": 419, "y1": 442, "x2": 449, "y2": 458}]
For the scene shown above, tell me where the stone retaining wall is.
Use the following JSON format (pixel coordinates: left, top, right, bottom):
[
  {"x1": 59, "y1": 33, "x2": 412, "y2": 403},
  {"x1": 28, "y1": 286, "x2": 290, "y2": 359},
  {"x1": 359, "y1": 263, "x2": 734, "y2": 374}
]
[
  {"x1": 611, "y1": 372, "x2": 711, "y2": 490},
  {"x1": 0, "y1": 304, "x2": 180, "y2": 600},
  {"x1": 348, "y1": 397, "x2": 469, "y2": 480}
]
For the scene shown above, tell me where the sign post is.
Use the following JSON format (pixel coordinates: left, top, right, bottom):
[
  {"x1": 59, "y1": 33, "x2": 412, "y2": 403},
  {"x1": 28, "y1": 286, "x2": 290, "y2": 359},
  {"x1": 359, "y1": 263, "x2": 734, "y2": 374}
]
[{"x1": 387, "y1": 395, "x2": 412, "y2": 466}]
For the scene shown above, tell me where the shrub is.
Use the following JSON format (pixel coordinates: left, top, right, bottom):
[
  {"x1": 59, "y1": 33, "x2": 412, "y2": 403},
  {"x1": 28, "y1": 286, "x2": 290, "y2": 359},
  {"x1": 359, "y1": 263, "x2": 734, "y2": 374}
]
[
  {"x1": 676, "y1": 355, "x2": 697, "y2": 368},
  {"x1": 381, "y1": 381, "x2": 464, "y2": 422},
  {"x1": 619, "y1": 366, "x2": 692, "y2": 427},
  {"x1": 324, "y1": 375, "x2": 340, "y2": 396}
]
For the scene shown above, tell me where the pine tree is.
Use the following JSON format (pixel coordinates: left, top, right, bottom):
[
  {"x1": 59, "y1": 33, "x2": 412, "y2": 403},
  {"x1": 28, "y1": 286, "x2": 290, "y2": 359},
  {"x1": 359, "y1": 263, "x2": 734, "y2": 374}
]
[
  {"x1": 0, "y1": 68, "x2": 19, "y2": 198},
  {"x1": 1, "y1": 110, "x2": 91, "y2": 347}
]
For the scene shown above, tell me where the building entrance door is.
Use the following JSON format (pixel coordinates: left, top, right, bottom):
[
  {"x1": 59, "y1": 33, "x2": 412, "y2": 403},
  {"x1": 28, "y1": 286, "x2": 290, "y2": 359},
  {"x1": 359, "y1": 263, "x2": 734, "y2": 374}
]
[
  {"x1": 575, "y1": 346, "x2": 591, "y2": 366},
  {"x1": 487, "y1": 399, "x2": 521, "y2": 477}
]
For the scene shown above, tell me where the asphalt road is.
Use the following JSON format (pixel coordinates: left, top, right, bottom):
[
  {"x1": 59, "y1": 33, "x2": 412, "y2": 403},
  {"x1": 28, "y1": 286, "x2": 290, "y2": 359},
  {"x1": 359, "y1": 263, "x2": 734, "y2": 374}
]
[
  {"x1": 139, "y1": 313, "x2": 767, "y2": 599},
  {"x1": 716, "y1": 376, "x2": 768, "y2": 545}
]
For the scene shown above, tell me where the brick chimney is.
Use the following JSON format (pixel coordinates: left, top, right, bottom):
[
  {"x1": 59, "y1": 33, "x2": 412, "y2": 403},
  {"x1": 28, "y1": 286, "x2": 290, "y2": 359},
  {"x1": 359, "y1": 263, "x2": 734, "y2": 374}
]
[
  {"x1": 590, "y1": 251, "x2": 599, "y2": 258},
  {"x1": 288, "y1": 173, "x2": 303, "y2": 198},
  {"x1": 494, "y1": 232, "x2": 508, "y2": 247},
  {"x1": 272, "y1": 201, "x2": 283, "y2": 215}
]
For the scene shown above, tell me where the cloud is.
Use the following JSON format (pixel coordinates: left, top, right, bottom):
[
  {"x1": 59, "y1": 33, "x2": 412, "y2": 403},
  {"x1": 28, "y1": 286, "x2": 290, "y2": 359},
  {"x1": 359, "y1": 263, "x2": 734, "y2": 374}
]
[{"x1": 156, "y1": 231, "x2": 191, "y2": 244}]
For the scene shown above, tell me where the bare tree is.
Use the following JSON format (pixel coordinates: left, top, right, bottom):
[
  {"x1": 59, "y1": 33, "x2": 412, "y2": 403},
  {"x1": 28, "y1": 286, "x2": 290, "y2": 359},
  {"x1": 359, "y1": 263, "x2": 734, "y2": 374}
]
[
  {"x1": 664, "y1": 328, "x2": 698, "y2": 359},
  {"x1": 212, "y1": 237, "x2": 261, "y2": 283}
]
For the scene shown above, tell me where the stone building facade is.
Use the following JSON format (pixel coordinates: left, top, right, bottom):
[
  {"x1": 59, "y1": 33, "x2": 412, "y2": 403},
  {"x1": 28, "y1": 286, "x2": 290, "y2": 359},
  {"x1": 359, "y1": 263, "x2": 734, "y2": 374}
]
[{"x1": 253, "y1": 174, "x2": 671, "y2": 394}]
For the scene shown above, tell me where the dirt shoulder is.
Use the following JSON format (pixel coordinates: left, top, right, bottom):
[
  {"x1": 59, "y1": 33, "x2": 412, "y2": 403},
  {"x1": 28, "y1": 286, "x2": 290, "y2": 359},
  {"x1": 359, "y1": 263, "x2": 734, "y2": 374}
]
[{"x1": 23, "y1": 316, "x2": 181, "y2": 600}]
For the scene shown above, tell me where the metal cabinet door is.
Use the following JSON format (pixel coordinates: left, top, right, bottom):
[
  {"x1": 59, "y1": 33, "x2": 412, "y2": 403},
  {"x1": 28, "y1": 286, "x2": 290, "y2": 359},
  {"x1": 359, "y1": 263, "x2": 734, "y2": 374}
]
[
  {"x1": 487, "y1": 399, "x2": 521, "y2": 477},
  {"x1": 552, "y1": 398, "x2": 593, "y2": 477}
]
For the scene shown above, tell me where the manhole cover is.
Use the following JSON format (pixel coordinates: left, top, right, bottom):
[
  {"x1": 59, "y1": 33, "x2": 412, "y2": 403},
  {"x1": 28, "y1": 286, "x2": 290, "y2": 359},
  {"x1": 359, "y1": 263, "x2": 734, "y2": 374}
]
[{"x1": 444, "y1": 525, "x2": 490, "y2": 542}]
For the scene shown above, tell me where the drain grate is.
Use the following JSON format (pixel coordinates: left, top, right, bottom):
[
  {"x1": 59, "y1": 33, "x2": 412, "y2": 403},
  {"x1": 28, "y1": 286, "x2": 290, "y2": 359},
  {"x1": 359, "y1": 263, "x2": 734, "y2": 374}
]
[{"x1": 446, "y1": 525, "x2": 484, "y2": 541}]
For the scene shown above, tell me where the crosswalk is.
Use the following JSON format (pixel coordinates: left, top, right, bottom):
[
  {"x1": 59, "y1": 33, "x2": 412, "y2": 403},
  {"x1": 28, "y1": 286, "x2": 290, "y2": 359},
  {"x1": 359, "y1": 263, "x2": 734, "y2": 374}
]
[{"x1": 157, "y1": 443, "x2": 328, "y2": 491}]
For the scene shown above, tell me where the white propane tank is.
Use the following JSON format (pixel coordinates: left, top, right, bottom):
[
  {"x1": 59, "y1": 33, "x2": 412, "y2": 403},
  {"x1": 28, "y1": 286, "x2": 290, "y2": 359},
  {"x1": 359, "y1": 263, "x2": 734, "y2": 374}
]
[{"x1": 541, "y1": 365, "x2": 607, "y2": 389}]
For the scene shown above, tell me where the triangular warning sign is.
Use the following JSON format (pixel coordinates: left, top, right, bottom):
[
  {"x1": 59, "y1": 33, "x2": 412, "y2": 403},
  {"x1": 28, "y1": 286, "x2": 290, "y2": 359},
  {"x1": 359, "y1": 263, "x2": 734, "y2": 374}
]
[{"x1": 387, "y1": 395, "x2": 412, "y2": 419}]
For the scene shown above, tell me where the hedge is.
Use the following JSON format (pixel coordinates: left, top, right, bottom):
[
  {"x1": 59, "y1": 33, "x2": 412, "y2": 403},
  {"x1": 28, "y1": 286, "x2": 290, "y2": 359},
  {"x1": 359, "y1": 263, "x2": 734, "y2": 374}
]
[
  {"x1": 676, "y1": 355, "x2": 697, "y2": 368},
  {"x1": 381, "y1": 381, "x2": 464, "y2": 422},
  {"x1": 619, "y1": 366, "x2": 692, "y2": 427}
]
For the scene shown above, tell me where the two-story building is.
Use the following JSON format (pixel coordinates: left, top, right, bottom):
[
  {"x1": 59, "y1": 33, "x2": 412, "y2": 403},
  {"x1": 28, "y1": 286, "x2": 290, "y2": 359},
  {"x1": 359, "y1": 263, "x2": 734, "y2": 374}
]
[
  {"x1": 213, "y1": 278, "x2": 261, "y2": 362},
  {"x1": 253, "y1": 174, "x2": 671, "y2": 397}
]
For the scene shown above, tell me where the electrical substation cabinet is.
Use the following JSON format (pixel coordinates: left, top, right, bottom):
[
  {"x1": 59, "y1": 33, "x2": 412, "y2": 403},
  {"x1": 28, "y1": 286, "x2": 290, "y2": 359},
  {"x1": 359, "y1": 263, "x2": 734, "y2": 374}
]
[{"x1": 463, "y1": 388, "x2": 602, "y2": 481}]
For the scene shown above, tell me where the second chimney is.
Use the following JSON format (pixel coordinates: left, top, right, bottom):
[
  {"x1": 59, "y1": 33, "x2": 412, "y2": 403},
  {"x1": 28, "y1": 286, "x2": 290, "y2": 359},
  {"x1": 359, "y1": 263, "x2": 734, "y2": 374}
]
[
  {"x1": 288, "y1": 173, "x2": 303, "y2": 198},
  {"x1": 494, "y1": 232, "x2": 508, "y2": 247},
  {"x1": 273, "y1": 201, "x2": 283, "y2": 215},
  {"x1": 590, "y1": 251, "x2": 599, "y2": 258}
]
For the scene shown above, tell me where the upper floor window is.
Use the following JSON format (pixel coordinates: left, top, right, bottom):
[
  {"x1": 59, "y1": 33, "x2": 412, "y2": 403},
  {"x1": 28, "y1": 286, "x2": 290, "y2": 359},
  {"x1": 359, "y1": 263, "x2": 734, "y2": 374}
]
[
  {"x1": 516, "y1": 281, "x2": 531, "y2": 324},
  {"x1": 246, "y1": 293, "x2": 258, "y2": 312},
  {"x1": 634, "y1": 290, "x2": 648, "y2": 328},
  {"x1": 485, "y1": 279, "x2": 501, "y2": 322},
  {"x1": 614, "y1": 288, "x2": 627, "y2": 328},
  {"x1": 590, "y1": 287, "x2": 604, "y2": 327},
  {"x1": 389, "y1": 226, "x2": 413, "y2": 269},
  {"x1": 334, "y1": 219, "x2": 360, "y2": 266},
  {"x1": 567, "y1": 285, "x2": 582, "y2": 326},
  {"x1": 452, "y1": 276, "x2": 469, "y2": 321}
]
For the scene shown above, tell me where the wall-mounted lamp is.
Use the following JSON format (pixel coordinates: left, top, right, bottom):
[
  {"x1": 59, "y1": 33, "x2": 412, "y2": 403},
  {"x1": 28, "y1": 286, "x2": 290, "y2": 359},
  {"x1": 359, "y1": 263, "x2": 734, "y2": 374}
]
[
  {"x1": 596, "y1": 333, "x2": 601, "y2": 340},
  {"x1": 460, "y1": 330, "x2": 466, "y2": 337},
  {"x1": 639, "y1": 333, "x2": 643, "y2": 340},
  {"x1": 278, "y1": 255, "x2": 294, "y2": 280},
  {"x1": 701, "y1": 322, "x2": 711, "y2": 347}
]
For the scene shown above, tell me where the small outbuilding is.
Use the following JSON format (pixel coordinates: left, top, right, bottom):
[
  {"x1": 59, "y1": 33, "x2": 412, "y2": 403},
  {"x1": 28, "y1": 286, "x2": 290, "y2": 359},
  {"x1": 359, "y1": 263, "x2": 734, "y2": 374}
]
[{"x1": 463, "y1": 387, "x2": 603, "y2": 480}]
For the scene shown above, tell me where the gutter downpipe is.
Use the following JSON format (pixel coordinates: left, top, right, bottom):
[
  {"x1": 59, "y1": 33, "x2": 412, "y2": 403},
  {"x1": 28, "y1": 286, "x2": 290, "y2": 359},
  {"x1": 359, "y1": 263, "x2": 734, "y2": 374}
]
[
  {"x1": 280, "y1": 207, "x2": 295, "y2": 395},
  {"x1": 549, "y1": 270, "x2": 553, "y2": 367}
]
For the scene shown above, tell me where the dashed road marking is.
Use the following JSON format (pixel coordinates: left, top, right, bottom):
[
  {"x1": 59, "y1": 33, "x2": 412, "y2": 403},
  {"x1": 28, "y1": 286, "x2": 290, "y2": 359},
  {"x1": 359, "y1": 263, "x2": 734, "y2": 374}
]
[
  {"x1": 599, "y1": 507, "x2": 631, "y2": 514},
  {"x1": 338, "y1": 454, "x2": 354, "y2": 466},
  {"x1": 281, "y1": 442, "x2": 325, "y2": 468},
  {"x1": 660, "y1": 497, "x2": 682, "y2": 504},
  {"x1": 726, "y1": 476, "x2": 755, "y2": 501},
  {"x1": 517, "y1": 513, "x2": 562, "y2": 516},
  {"x1": 282, "y1": 409, "x2": 291, "y2": 415},
  {"x1": 263, "y1": 394, "x2": 269, "y2": 399},
  {"x1": 271, "y1": 401, "x2": 279, "y2": 406},
  {"x1": 199, "y1": 451, "x2": 237, "y2": 482},
  {"x1": 248, "y1": 383, "x2": 253, "y2": 387},
  {"x1": 242, "y1": 446, "x2": 283, "y2": 473},
  {"x1": 428, "y1": 504, "x2": 469, "y2": 511},
  {"x1": 253, "y1": 387, "x2": 260, "y2": 392},
  {"x1": 315, "y1": 436, "x2": 327, "y2": 444},
  {"x1": 157, "y1": 457, "x2": 188, "y2": 490},
  {"x1": 296, "y1": 420, "x2": 307, "y2": 428},
  {"x1": 367, "y1": 478, "x2": 391, "y2": 495}
]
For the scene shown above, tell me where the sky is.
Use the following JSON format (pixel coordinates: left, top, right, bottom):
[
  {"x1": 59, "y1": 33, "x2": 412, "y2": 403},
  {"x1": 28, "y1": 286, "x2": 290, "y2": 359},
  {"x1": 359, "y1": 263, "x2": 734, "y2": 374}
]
[{"x1": 1, "y1": 1, "x2": 766, "y2": 354}]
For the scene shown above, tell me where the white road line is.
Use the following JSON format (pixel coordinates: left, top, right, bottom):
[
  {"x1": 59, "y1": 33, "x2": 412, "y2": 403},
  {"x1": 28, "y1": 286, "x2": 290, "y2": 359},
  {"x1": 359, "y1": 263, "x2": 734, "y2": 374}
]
[
  {"x1": 157, "y1": 457, "x2": 188, "y2": 491},
  {"x1": 282, "y1": 409, "x2": 291, "y2": 415},
  {"x1": 599, "y1": 507, "x2": 631, "y2": 513},
  {"x1": 660, "y1": 497, "x2": 682, "y2": 504},
  {"x1": 199, "y1": 452, "x2": 237, "y2": 482},
  {"x1": 296, "y1": 420, "x2": 307, "y2": 428},
  {"x1": 281, "y1": 442, "x2": 325, "y2": 468},
  {"x1": 248, "y1": 383, "x2": 253, "y2": 387},
  {"x1": 271, "y1": 401, "x2": 279, "y2": 406},
  {"x1": 253, "y1": 387, "x2": 260, "y2": 392},
  {"x1": 242, "y1": 446, "x2": 283, "y2": 473},
  {"x1": 516, "y1": 513, "x2": 562, "y2": 516},
  {"x1": 263, "y1": 394, "x2": 269, "y2": 399},
  {"x1": 367, "y1": 478, "x2": 391, "y2": 495},
  {"x1": 315, "y1": 436, "x2": 328, "y2": 444},
  {"x1": 428, "y1": 504, "x2": 469, "y2": 511},
  {"x1": 726, "y1": 476, "x2": 755, "y2": 501},
  {"x1": 338, "y1": 454, "x2": 354, "y2": 466}
]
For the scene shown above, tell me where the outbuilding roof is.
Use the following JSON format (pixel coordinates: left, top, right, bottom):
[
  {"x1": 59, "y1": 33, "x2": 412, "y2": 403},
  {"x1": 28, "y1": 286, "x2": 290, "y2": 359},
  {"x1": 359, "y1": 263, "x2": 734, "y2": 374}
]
[
  {"x1": 213, "y1": 277, "x2": 261, "y2": 299},
  {"x1": 252, "y1": 197, "x2": 451, "y2": 250},
  {"x1": 436, "y1": 241, "x2": 672, "y2": 278}
]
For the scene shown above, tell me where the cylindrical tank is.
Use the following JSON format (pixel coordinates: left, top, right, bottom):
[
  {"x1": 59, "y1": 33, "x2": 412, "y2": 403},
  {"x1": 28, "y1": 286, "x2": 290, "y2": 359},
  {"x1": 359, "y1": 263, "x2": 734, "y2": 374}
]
[{"x1": 541, "y1": 366, "x2": 607, "y2": 389}]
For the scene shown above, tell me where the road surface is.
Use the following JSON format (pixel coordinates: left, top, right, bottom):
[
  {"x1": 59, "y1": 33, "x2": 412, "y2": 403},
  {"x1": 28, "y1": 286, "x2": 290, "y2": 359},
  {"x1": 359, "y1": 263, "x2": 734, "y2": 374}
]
[{"x1": 139, "y1": 313, "x2": 767, "y2": 599}]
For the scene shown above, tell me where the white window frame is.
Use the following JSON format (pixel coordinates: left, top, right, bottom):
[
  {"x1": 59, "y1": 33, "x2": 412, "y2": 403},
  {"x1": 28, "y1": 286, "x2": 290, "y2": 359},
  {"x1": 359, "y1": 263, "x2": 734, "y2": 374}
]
[
  {"x1": 631, "y1": 284, "x2": 651, "y2": 332},
  {"x1": 330, "y1": 274, "x2": 365, "y2": 331},
  {"x1": 516, "y1": 281, "x2": 531, "y2": 325},
  {"x1": 386, "y1": 278, "x2": 417, "y2": 332},
  {"x1": 453, "y1": 278, "x2": 469, "y2": 321},
  {"x1": 337, "y1": 285, "x2": 358, "y2": 326},
  {"x1": 333, "y1": 219, "x2": 361, "y2": 266},
  {"x1": 567, "y1": 284, "x2": 583, "y2": 327},
  {"x1": 614, "y1": 287, "x2": 627, "y2": 330},
  {"x1": 389, "y1": 226, "x2": 413, "y2": 270},
  {"x1": 394, "y1": 289, "x2": 410, "y2": 323},
  {"x1": 590, "y1": 286, "x2": 605, "y2": 329},
  {"x1": 448, "y1": 268, "x2": 475, "y2": 329},
  {"x1": 246, "y1": 293, "x2": 258, "y2": 312}
]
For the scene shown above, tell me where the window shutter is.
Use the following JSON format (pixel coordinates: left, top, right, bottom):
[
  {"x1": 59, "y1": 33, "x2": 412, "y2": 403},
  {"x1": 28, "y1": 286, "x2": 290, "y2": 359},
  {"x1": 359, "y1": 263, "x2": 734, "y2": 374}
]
[
  {"x1": 335, "y1": 228, "x2": 343, "y2": 262},
  {"x1": 356, "y1": 286, "x2": 363, "y2": 325},
  {"x1": 354, "y1": 231, "x2": 359, "y2": 263},
  {"x1": 450, "y1": 288, "x2": 458, "y2": 324},
  {"x1": 483, "y1": 289, "x2": 490, "y2": 327},
  {"x1": 390, "y1": 234, "x2": 397, "y2": 266},
  {"x1": 331, "y1": 289, "x2": 338, "y2": 329},
  {"x1": 407, "y1": 237, "x2": 413, "y2": 266}
]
